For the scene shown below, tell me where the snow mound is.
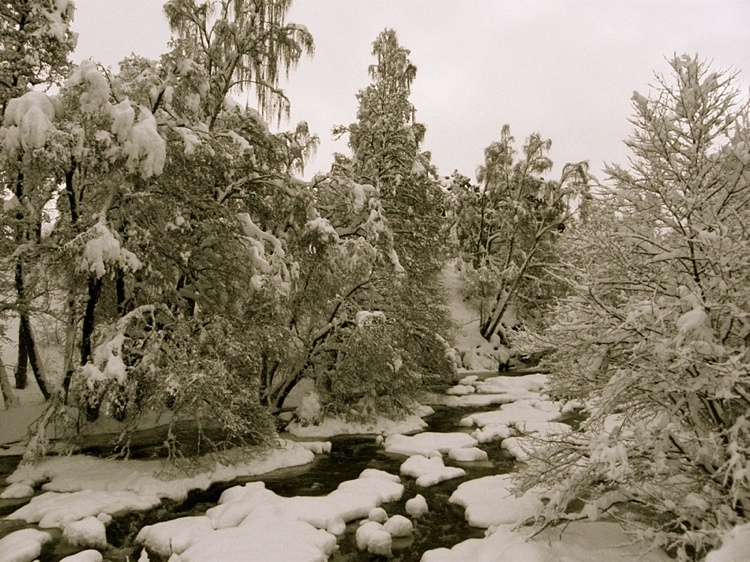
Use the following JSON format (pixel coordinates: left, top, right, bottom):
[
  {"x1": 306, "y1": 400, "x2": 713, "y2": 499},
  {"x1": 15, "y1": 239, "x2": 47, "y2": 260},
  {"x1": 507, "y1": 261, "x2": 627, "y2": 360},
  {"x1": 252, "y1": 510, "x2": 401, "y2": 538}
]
[
  {"x1": 356, "y1": 521, "x2": 392, "y2": 557},
  {"x1": 405, "y1": 494, "x2": 429, "y2": 518},
  {"x1": 446, "y1": 384, "x2": 476, "y2": 396},
  {"x1": 448, "y1": 447, "x2": 489, "y2": 462},
  {"x1": 171, "y1": 515, "x2": 336, "y2": 562},
  {"x1": 63, "y1": 516, "x2": 108, "y2": 548},
  {"x1": 449, "y1": 474, "x2": 542, "y2": 528},
  {"x1": 400, "y1": 455, "x2": 465, "y2": 487},
  {"x1": 706, "y1": 522, "x2": 750, "y2": 562},
  {"x1": 384, "y1": 431, "x2": 477, "y2": 457},
  {"x1": 0, "y1": 529, "x2": 52, "y2": 562},
  {"x1": 384, "y1": 514, "x2": 413, "y2": 537},
  {"x1": 1, "y1": 482, "x2": 34, "y2": 499},
  {"x1": 368, "y1": 507, "x2": 388, "y2": 523},
  {"x1": 59, "y1": 550, "x2": 103, "y2": 562},
  {"x1": 472, "y1": 423, "x2": 512, "y2": 444},
  {"x1": 136, "y1": 516, "x2": 214, "y2": 557}
]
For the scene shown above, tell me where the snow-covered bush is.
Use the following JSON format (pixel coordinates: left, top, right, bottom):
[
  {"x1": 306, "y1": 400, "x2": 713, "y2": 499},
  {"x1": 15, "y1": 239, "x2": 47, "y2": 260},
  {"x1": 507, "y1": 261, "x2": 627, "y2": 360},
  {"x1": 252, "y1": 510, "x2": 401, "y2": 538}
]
[{"x1": 516, "y1": 55, "x2": 750, "y2": 559}]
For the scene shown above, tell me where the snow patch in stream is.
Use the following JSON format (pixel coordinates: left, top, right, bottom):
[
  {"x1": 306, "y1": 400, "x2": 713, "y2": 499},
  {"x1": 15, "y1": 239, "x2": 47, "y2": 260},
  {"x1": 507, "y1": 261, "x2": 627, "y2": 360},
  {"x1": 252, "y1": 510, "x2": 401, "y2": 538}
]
[
  {"x1": 383, "y1": 431, "x2": 477, "y2": 457},
  {"x1": 136, "y1": 468, "x2": 404, "y2": 559}
]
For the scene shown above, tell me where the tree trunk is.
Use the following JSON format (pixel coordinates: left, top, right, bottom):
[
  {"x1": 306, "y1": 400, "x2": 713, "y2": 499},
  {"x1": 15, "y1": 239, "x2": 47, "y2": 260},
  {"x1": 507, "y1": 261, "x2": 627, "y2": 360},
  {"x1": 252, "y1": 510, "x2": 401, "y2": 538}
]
[
  {"x1": 61, "y1": 291, "x2": 78, "y2": 402},
  {"x1": 15, "y1": 259, "x2": 51, "y2": 401},
  {"x1": 0, "y1": 356, "x2": 19, "y2": 408},
  {"x1": 81, "y1": 277, "x2": 103, "y2": 366},
  {"x1": 18, "y1": 315, "x2": 51, "y2": 401},
  {"x1": 14, "y1": 320, "x2": 28, "y2": 389}
]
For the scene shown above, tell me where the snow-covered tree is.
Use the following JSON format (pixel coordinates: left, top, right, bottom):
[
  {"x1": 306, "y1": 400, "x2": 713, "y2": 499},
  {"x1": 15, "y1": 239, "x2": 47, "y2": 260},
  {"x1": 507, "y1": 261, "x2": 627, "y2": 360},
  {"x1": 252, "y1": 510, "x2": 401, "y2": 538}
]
[
  {"x1": 455, "y1": 125, "x2": 589, "y2": 340},
  {"x1": 164, "y1": 0, "x2": 314, "y2": 127},
  {"x1": 0, "y1": 0, "x2": 76, "y2": 398},
  {"x1": 334, "y1": 28, "x2": 450, "y2": 275},
  {"x1": 517, "y1": 55, "x2": 750, "y2": 559},
  {"x1": 0, "y1": 0, "x2": 77, "y2": 109}
]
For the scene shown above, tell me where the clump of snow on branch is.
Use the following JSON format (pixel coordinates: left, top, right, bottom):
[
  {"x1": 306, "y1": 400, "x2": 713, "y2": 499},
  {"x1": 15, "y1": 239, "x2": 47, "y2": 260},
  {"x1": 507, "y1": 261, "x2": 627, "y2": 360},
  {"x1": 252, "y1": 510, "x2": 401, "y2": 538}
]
[
  {"x1": 2, "y1": 90, "x2": 61, "y2": 154},
  {"x1": 66, "y1": 60, "x2": 110, "y2": 113},
  {"x1": 81, "y1": 333, "x2": 127, "y2": 388},
  {"x1": 123, "y1": 107, "x2": 166, "y2": 178},
  {"x1": 238, "y1": 213, "x2": 293, "y2": 293},
  {"x1": 78, "y1": 221, "x2": 142, "y2": 279}
]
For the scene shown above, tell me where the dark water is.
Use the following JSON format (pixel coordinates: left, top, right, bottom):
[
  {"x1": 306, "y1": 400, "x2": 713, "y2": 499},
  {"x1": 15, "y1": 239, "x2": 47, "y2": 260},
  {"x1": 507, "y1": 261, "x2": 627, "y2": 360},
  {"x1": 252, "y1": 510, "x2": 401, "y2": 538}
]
[{"x1": 3, "y1": 405, "x2": 523, "y2": 562}]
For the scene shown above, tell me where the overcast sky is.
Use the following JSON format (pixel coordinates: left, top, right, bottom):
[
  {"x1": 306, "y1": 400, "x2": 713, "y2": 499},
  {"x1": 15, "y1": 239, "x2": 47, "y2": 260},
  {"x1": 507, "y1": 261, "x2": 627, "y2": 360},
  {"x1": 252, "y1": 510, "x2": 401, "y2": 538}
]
[{"x1": 71, "y1": 0, "x2": 750, "y2": 182}]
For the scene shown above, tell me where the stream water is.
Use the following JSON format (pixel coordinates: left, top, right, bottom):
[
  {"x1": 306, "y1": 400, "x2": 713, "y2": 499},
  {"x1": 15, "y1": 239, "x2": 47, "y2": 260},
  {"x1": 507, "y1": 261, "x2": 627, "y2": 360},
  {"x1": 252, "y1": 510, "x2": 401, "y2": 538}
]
[{"x1": 1, "y1": 404, "x2": 525, "y2": 562}]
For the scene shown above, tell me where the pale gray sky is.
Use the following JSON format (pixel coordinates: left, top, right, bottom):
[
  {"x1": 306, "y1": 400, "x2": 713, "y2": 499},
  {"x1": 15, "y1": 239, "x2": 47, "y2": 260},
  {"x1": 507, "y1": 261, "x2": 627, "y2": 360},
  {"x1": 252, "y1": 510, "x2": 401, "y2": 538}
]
[{"x1": 71, "y1": 1, "x2": 750, "y2": 181}]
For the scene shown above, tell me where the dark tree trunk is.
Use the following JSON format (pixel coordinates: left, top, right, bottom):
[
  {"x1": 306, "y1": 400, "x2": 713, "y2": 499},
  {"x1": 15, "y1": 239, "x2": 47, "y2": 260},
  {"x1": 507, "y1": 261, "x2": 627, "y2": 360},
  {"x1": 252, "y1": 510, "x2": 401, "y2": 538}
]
[
  {"x1": 81, "y1": 277, "x2": 103, "y2": 366},
  {"x1": 116, "y1": 267, "x2": 128, "y2": 316},
  {"x1": 14, "y1": 321, "x2": 28, "y2": 389}
]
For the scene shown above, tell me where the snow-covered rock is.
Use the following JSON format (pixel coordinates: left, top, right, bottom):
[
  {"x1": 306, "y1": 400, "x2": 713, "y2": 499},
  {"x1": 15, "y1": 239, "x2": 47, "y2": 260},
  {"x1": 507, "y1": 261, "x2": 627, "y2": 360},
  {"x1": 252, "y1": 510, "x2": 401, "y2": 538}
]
[
  {"x1": 0, "y1": 482, "x2": 34, "y2": 499},
  {"x1": 448, "y1": 447, "x2": 489, "y2": 462},
  {"x1": 384, "y1": 432, "x2": 477, "y2": 457},
  {"x1": 136, "y1": 516, "x2": 214, "y2": 557},
  {"x1": 63, "y1": 516, "x2": 108, "y2": 548},
  {"x1": 384, "y1": 514, "x2": 414, "y2": 537},
  {"x1": 368, "y1": 507, "x2": 388, "y2": 523},
  {"x1": 0, "y1": 528, "x2": 52, "y2": 562},
  {"x1": 172, "y1": 515, "x2": 336, "y2": 562},
  {"x1": 472, "y1": 423, "x2": 512, "y2": 444},
  {"x1": 405, "y1": 494, "x2": 429, "y2": 518},
  {"x1": 355, "y1": 521, "x2": 392, "y2": 557},
  {"x1": 400, "y1": 455, "x2": 465, "y2": 487},
  {"x1": 59, "y1": 550, "x2": 104, "y2": 562}
]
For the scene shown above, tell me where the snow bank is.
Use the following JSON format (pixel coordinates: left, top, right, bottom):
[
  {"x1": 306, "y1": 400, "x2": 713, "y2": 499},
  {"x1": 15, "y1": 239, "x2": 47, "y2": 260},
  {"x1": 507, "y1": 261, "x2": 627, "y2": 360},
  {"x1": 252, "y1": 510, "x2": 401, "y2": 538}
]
[
  {"x1": 706, "y1": 522, "x2": 750, "y2": 562},
  {"x1": 4, "y1": 442, "x2": 319, "y2": 544},
  {"x1": 287, "y1": 408, "x2": 432, "y2": 438},
  {"x1": 384, "y1": 432, "x2": 477, "y2": 457},
  {"x1": 421, "y1": 525, "x2": 543, "y2": 562},
  {"x1": 423, "y1": 521, "x2": 671, "y2": 562},
  {"x1": 4, "y1": 442, "x2": 315, "y2": 501},
  {"x1": 400, "y1": 455, "x2": 465, "y2": 487},
  {"x1": 0, "y1": 529, "x2": 52, "y2": 562},
  {"x1": 449, "y1": 474, "x2": 542, "y2": 528}
]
